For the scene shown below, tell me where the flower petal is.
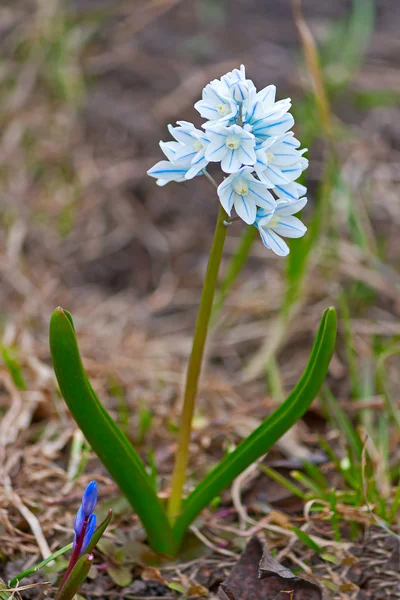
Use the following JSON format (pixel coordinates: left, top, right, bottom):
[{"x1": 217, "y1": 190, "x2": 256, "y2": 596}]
[
  {"x1": 159, "y1": 141, "x2": 181, "y2": 161},
  {"x1": 194, "y1": 99, "x2": 221, "y2": 121},
  {"x1": 184, "y1": 151, "x2": 208, "y2": 179},
  {"x1": 217, "y1": 184, "x2": 235, "y2": 216},
  {"x1": 147, "y1": 160, "x2": 187, "y2": 182},
  {"x1": 275, "y1": 181, "x2": 301, "y2": 200},
  {"x1": 256, "y1": 207, "x2": 274, "y2": 223},
  {"x1": 234, "y1": 194, "x2": 256, "y2": 224},
  {"x1": 275, "y1": 197, "x2": 308, "y2": 216},
  {"x1": 254, "y1": 113, "x2": 295, "y2": 138},
  {"x1": 238, "y1": 141, "x2": 256, "y2": 166},
  {"x1": 264, "y1": 164, "x2": 289, "y2": 184},
  {"x1": 258, "y1": 227, "x2": 289, "y2": 256},
  {"x1": 280, "y1": 162, "x2": 304, "y2": 182},
  {"x1": 205, "y1": 141, "x2": 227, "y2": 162},
  {"x1": 273, "y1": 216, "x2": 307, "y2": 238},
  {"x1": 168, "y1": 123, "x2": 195, "y2": 145},
  {"x1": 173, "y1": 146, "x2": 197, "y2": 164},
  {"x1": 247, "y1": 184, "x2": 276, "y2": 210},
  {"x1": 221, "y1": 149, "x2": 242, "y2": 173},
  {"x1": 256, "y1": 84, "x2": 276, "y2": 105}
]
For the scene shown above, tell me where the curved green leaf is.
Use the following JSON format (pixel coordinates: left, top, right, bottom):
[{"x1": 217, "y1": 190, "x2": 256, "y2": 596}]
[
  {"x1": 173, "y1": 307, "x2": 337, "y2": 546},
  {"x1": 50, "y1": 308, "x2": 176, "y2": 556},
  {"x1": 9, "y1": 544, "x2": 73, "y2": 589},
  {"x1": 85, "y1": 509, "x2": 112, "y2": 553},
  {"x1": 56, "y1": 553, "x2": 93, "y2": 600}
]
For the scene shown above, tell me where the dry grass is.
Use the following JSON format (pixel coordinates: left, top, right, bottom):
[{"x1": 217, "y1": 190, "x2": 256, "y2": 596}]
[{"x1": 0, "y1": 1, "x2": 399, "y2": 598}]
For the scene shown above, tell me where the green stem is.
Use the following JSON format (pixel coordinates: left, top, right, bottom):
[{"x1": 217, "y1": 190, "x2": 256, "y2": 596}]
[{"x1": 168, "y1": 204, "x2": 228, "y2": 521}]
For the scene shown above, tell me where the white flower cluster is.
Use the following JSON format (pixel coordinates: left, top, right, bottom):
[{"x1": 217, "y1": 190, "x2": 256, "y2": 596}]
[{"x1": 148, "y1": 66, "x2": 308, "y2": 256}]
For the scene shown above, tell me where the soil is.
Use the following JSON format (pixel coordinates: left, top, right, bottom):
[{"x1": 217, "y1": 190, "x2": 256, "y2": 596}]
[{"x1": 0, "y1": 1, "x2": 399, "y2": 599}]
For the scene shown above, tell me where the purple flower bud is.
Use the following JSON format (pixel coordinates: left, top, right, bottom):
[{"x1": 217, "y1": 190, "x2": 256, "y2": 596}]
[
  {"x1": 81, "y1": 481, "x2": 98, "y2": 516},
  {"x1": 74, "y1": 506, "x2": 85, "y2": 536},
  {"x1": 72, "y1": 533, "x2": 77, "y2": 550},
  {"x1": 81, "y1": 513, "x2": 96, "y2": 553}
]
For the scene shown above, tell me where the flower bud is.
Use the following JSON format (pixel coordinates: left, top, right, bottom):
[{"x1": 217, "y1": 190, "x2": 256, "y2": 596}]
[
  {"x1": 81, "y1": 481, "x2": 98, "y2": 516},
  {"x1": 231, "y1": 80, "x2": 249, "y2": 103},
  {"x1": 81, "y1": 514, "x2": 97, "y2": 553},
  {"x1": 74, "y1": 506, "x2": 85, "y2": 536}
]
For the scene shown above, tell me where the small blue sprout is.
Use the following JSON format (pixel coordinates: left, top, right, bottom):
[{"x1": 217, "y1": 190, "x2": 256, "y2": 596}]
[
  {"x1": 81, "y1": 481, "x2": 98, "y2": 516},
  {"x1": 73, "y1": 481, "x2": 98, "y2": 554}
]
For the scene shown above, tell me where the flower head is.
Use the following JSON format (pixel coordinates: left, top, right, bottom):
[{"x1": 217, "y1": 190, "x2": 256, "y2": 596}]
[
  {"x1": 147, "y1": 64, "x2": 309, "y2": 256},
  {"x1": 217, "y1": 167, "x2": 276, "y2": 225},
  {"x1": 255, "y1": 197, "x2": 308, "y2": 256},
  {"x1": 72, "y1": 481, "x2": 98, "y2": 554}
]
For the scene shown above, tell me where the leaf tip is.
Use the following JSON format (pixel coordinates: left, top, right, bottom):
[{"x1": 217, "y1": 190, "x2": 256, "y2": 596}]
[
  {"x1": 326, "y1": 306, "x2": 337, "y2": 326},
  {"x1": 50, "y1": 307, "x2": 76, "y2": 334}
]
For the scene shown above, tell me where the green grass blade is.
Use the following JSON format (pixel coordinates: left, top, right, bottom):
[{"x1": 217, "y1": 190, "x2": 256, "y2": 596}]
[
  {"x1": 0, "y1": 580, "x2": 11, "y2": 600},
  {"x1": 292, "y1": 527, "x2": 323, "y2": 552},
  {"x1": 173, "y1": 307, "x2": 337, "y2": 546},
  {"x1": 56, "y1": 553, "x2": 93, "y2": 600},
  {"x1": 259, "y1": 465, "x2": 306, "y2": 500},
  {"x1": 322, "y1": 387, "x2": 363, "y2": 463},
  {"x1": 0, "y1": 345, "x2": 26, "y2": 390},
  {"x1": 320, "y1": 0, "x2": 375, "y2": 91},
  {"x1": 9, "y1": 544, "x2": 73, "y2": 588},
  {"x1": 50, "y1": 308, "x2": 176, "y2": 556}
]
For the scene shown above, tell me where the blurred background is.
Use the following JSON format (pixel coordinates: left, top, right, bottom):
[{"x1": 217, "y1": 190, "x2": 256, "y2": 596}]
[{"x1": 0, "y1": 0, "x2": 399, "y2": 593}]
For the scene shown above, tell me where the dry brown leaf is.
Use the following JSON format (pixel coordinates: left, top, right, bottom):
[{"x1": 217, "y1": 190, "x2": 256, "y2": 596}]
[{"x1": 218, "y1": 536, "x2": 325, "y2": 600}]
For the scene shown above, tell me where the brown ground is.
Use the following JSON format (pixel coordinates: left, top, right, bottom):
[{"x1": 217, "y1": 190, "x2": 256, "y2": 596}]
[{"x1": 0, "y1": 1, "x2": 399, "y2": 599}]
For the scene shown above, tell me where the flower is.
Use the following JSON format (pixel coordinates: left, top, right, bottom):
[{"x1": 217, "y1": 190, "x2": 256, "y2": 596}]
[
  {"x1": 82, "y1": 480, "x2": 98, "y2": 516},
  {"x1": 220, "y1": 65, "x2": 255, "y2": 104},
  {"x1": 194, "y1": 80, "x2": 238, "y2": 126},
  {"x1": 147, "y1": 64, "x2": 310, "y2": 255},
  {"x1": 217, "y1": 167, "x2": 276, "y2": 224},
  {"x1": 254, "y1": 132, "x2": 308, "y2": 186},
  {"x1": 73, "y1": 481, "x2": 98, "y2": 554},
  {"x1": 147, "y1": 121, "x2": 209, "y2": 185},
  {"x1": 255, "y1": 197, "x2": 308, "y2": 256},
  {"x1": 205, "y1": 124, "x2": 256, "y2": 173}
]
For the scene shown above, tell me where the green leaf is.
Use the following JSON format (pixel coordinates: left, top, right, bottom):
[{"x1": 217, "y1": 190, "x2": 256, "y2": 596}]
[
  {"x1": 322, "y1": 387, "x2": 363, "y2": 463},
  {"x1": 0, "y1": 578, "x2": 11, "y2": 600},
  {"x1": 9, "y1": 543, "x2": 73, "y2": 588},
  {"x1": 107, "y1": 565, "x2": 132, "y2": 587},
  {"x1": 173, "y1": 307, "x2": 337, "y2": 546},
  {"x1": 50, "y1": 307, "x2": 176, "y2": 556},
  {"x1": 321, "y1": 553, "x2": 341, "y2": 565},
  {"x1": 56, "y1": 553, "x2": 93, "y2": 600},
  {"x1": 85, "y1": 509, "x2": 112, "y2": 554},
  {"x1": 0, "y1": 345, "x2": 26, "y2": 390},
  {"x1": 320, "y1": 0, "x2": 375, "y2": 91},
  {"x1": 292, "y1": 527, "x2": 323, "y2": 553}
]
